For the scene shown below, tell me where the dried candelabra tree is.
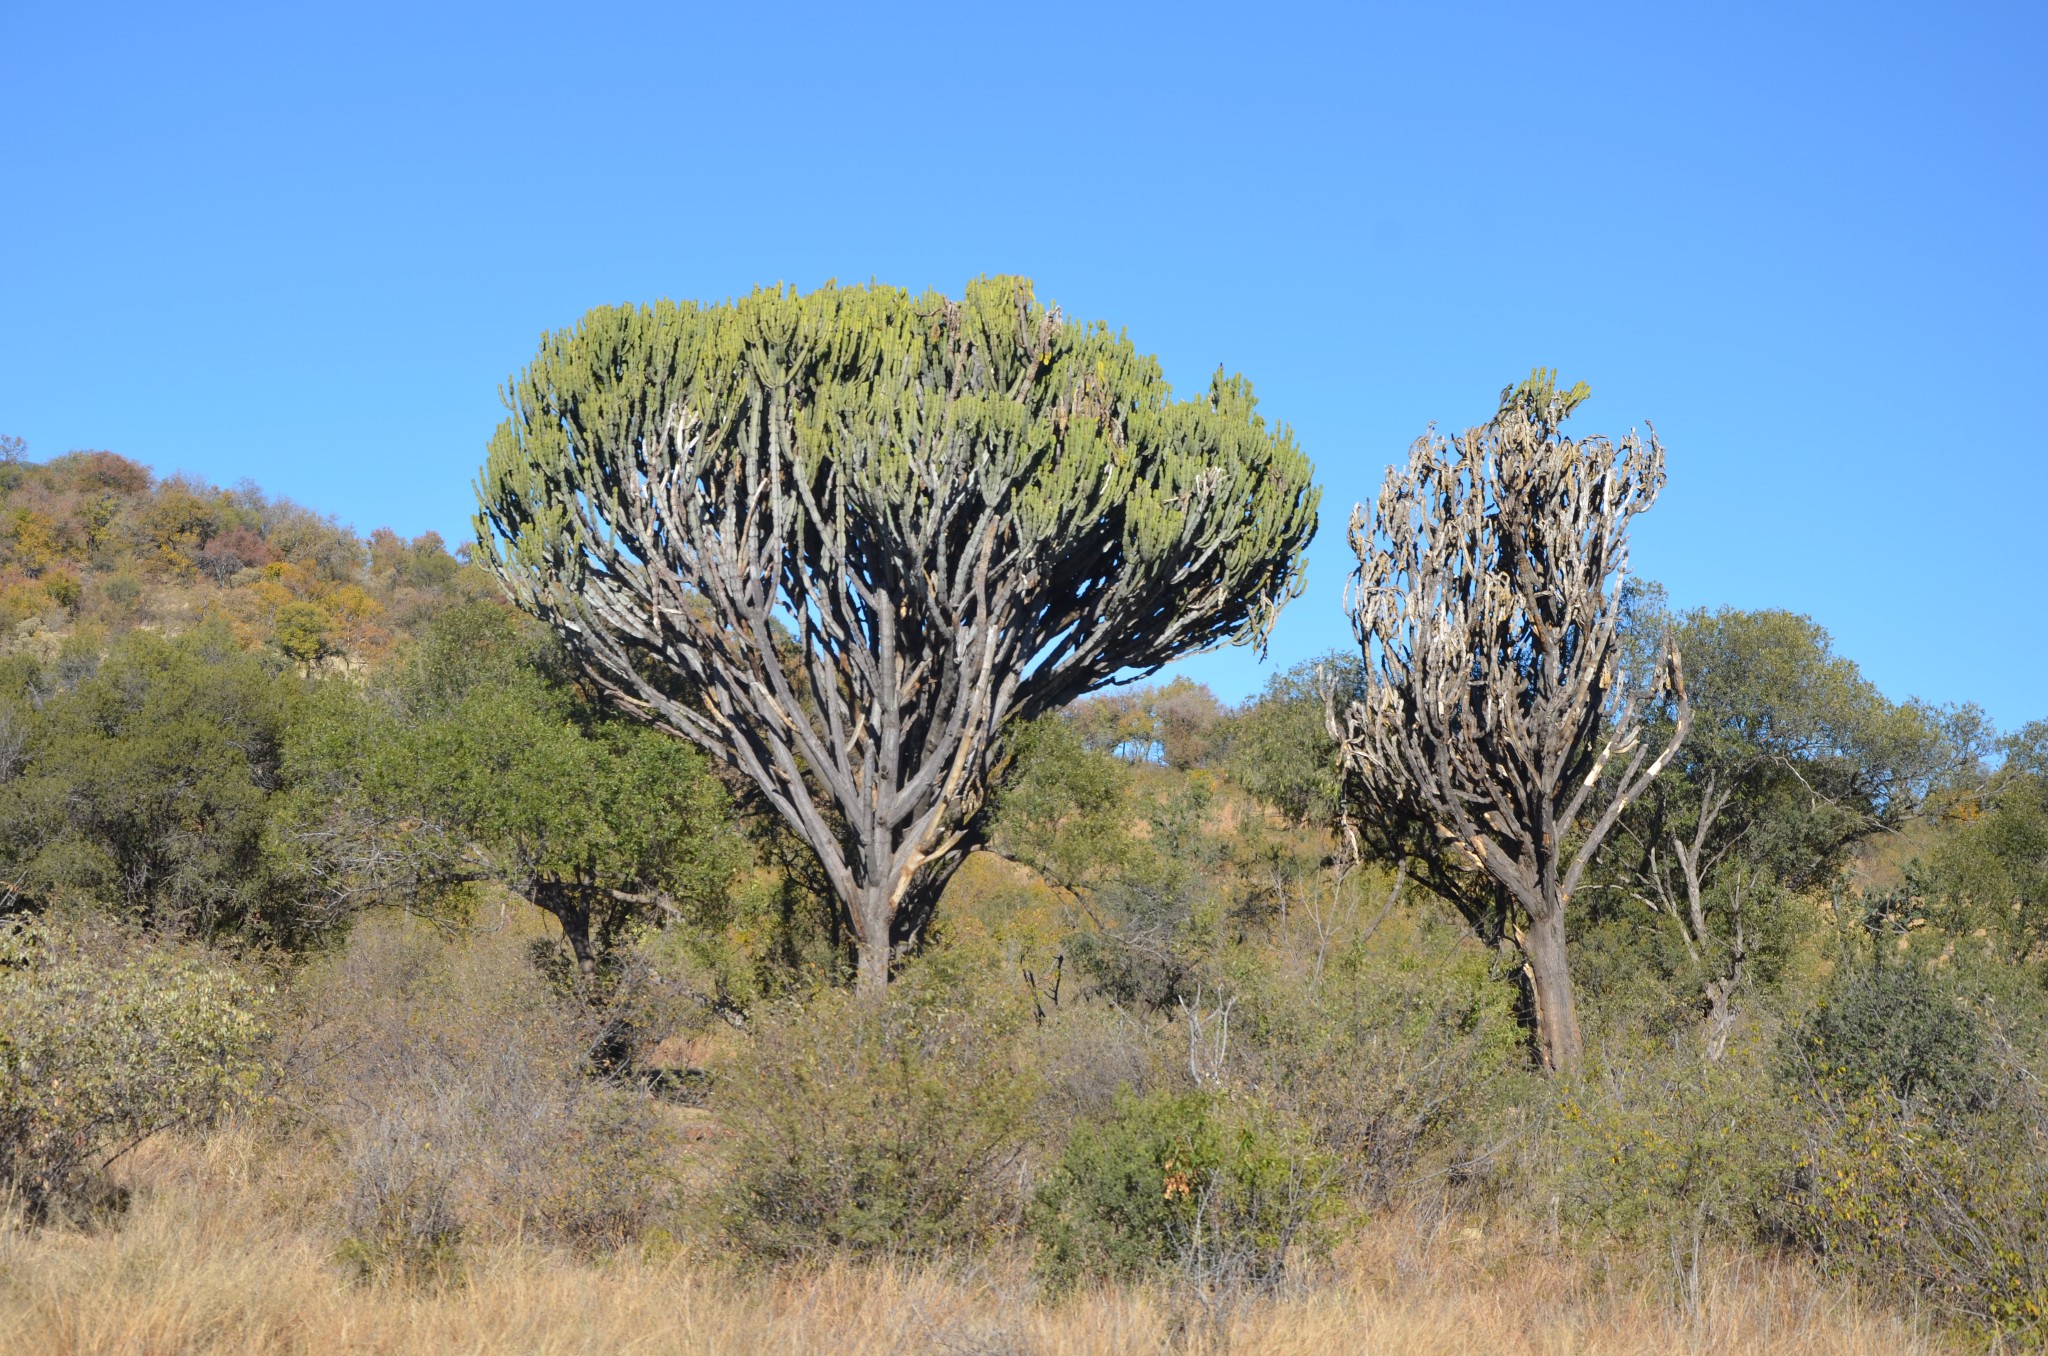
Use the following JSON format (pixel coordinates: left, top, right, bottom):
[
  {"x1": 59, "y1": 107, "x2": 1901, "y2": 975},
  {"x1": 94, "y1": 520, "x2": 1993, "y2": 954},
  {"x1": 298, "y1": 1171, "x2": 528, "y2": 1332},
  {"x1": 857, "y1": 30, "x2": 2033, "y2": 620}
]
[{"x1": 1331, "y1": 373, "x2": 1689, "y2": 1072}]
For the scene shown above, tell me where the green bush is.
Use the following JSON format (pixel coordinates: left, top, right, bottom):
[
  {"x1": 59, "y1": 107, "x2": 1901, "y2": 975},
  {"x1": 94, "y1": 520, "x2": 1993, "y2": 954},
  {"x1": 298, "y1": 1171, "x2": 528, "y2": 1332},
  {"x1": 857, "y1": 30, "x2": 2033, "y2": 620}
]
[
  {"x1": 102, "y1": 570, "x2": 141, "y2": 607},
  {"x1": 1775, "y1": 962, "x2": 2048, "y2": 1341},
  {"x1": 712, "y1": 972, "x2": 1036, "y2": 1261},
  {"x1": 1787, "y1": 960, "x2": 1991, "y2": 1111},
  {"x1": 0, "y1": 624, "x2": 319, "y2": 947},
  {"x1": 0, "y1": 919, "x2": 267, "y2": 1223},
  {"x1": 1240, "y1": 915, "x2": 1523, "y2": 1207},
  {"x1": 1553, "y1": 1031, "x2": 1794, "y2": 1259},
  {"x1": 1030, "y1": 1087, "x2": 1335, "y2": 1292},
  {"x1": 1782, "y1": 1081, "x2": 2048, "y2": 1340}
]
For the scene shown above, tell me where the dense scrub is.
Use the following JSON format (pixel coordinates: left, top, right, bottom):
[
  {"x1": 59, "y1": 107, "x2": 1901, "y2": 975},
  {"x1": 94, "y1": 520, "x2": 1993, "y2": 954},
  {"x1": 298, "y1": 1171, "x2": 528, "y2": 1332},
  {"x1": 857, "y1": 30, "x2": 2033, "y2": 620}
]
[{"x1": 0, "y1": 440, "x2": 2044, "y2": 1349}]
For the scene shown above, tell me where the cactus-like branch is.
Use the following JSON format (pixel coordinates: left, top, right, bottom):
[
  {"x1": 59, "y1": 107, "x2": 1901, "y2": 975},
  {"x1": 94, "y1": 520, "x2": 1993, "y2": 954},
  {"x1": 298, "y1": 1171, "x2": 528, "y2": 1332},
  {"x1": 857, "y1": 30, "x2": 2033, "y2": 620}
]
[{"x1": 1333, "y1": 375, "x2": 1687, "y2": 1071}]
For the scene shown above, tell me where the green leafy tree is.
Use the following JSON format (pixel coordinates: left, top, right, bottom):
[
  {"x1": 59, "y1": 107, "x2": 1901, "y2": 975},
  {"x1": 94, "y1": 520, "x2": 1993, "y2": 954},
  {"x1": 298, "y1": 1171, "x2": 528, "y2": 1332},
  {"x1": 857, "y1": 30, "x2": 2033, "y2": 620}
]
[
  {"x1": 476, "y1": 277, "x2": 1319, "y2": 996},
  {"x1": 1924, "y1": 720, "x2": 2048, "y2": 967},
  {"x1": 1224, "y1": 653, "x2": 1359, "y2": 832},
  {"x1": 1068, "y1": 677, "x2": 1227, "y2": 770},
  {"x1": 0, "y1": 625, "x2": 314, "y2": 946},
  {"x1": 991, "y1": 715, "x2": 1147, "y2": 899},
  {"x1": 287, "y1": 604, "x2": 748, "y2": 996},
  {"x1": 1613, "y1": 605, "x2": 1982, "y2": 1053},
  {"x1": 272, "y1": 600, "x2": 335, "y2": 666},
  {"x1": 992, "y1": 713, "x2": 1229, "y2": 1012}
]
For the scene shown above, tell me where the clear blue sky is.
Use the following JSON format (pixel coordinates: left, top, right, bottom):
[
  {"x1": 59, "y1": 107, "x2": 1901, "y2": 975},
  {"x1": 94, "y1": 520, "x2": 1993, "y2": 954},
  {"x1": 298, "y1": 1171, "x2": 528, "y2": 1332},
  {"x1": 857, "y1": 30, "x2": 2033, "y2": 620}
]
[{"x1": 4, "y1": 2, "x2": 2042, "y2": 729}]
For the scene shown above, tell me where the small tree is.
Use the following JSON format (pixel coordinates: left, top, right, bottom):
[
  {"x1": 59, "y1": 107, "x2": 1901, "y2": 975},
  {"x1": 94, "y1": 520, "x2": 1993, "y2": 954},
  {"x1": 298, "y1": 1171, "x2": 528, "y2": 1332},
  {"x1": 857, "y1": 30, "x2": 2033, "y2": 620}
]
[
  {"x1": 0, "y1": 624, "x2": 314, "y2": 946},
  {"x1": 1615, "y1": 605, "x2": 1980, "y2": 1055},
  {"x1": 1333, "y1": 373, "x2": 1687, "y2": 1073},
  {"x1": 477, "y1": 278, "x2": 1318, "y2": 996},
  {"x1": 285, "y1": 604, "x2": 746, "y2": 997}
]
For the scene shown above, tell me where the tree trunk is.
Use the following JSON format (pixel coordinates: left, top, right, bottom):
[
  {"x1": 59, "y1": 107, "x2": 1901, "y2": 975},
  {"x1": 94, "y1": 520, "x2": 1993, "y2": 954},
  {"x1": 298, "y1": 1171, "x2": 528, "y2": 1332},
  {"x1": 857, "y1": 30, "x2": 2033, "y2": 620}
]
[
  {"x1": 854, "y1": 934, "x2": 890, "y2": 1000},
  {"x1": 848, "y1": 847, "x2": 973, "y2": 1001},
  {"x1": 1522, "y1": 908, "x2": 1583, "y2": 1074},
  {"x1": 853, "y1": 883, "x2": 894, "y2": 1002},
  {"x1": 533, "y1": 883, "x2": 598, "y2": 992},
  {"x1": 1703, "y1": 976, "x2": 1735, "y2": 1062}
]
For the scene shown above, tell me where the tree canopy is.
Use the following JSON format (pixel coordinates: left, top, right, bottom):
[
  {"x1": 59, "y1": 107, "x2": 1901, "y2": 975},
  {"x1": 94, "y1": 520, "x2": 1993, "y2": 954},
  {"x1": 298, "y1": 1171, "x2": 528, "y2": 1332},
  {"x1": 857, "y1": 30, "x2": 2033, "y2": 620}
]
[
  {"x1": 1607, "y1": 603, "x2": 1979, "y2": 1054},
  {"x1": 284, "y1": 603, "x2": 747, "y2": 995},
  {"x1": 0, "y1": 625, "x2": 313, "y2": 946}
]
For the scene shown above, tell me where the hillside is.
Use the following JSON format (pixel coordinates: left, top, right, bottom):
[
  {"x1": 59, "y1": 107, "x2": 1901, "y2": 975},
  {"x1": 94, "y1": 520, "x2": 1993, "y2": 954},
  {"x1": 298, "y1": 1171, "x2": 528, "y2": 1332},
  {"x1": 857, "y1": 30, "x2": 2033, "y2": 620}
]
[{"x1": 0, "y1": 436, "x2": 478, "y2": 668}]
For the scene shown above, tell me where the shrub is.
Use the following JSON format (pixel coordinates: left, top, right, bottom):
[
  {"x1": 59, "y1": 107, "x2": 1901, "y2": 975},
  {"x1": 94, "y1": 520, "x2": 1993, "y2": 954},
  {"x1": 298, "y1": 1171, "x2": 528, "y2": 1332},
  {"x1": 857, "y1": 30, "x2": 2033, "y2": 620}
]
[
  {"x1": 1787, "y1": 960, "x2": 1991, "y2": 1111},
  {"x1": 1241, "y1": 916, "x2": 1523, "y2": 1207},
  {"x1": 288, "y1": 916, "x2": 679, "y2": 1279},
  {"x1": 1553, "y1": 1030, "x2": 1795, "y2": 1264},
  {"x1": 272, "y1": 600, "x2": 335, "y2": 665},
  {"x1": 334, "y1": 1106, "x2": 465, "y2": 1285},
  {"x1": 42, "y1": 569, "x2": 80, "y2": 612},
  {"x1": 1781, "y1": 1081, "x2": 2048, "y2": 1340},
  {"x1": 712, "y1": 972, "x2": 1036, "y2": 1261},
  {"x1": 1775, "y1": 962, "x2": 2048, "y2": 1341},
  {"x1": 1030, "y1": 1088, "x2": 1335, "y2": 1292},
  {"x1": 0, "y1": 919, "x2": 267, "y2": 1223},
  {"x1": 101, "y1": 570, "x2": 141, "y2": 607}
]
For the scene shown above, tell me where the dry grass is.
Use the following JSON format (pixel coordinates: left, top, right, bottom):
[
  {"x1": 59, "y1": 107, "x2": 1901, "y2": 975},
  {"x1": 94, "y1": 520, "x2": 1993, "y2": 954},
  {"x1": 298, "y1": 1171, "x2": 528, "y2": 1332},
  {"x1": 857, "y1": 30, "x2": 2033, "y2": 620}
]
[{"x1": 0, "y1": 1134, "x2": 1949, "y2": 1356}]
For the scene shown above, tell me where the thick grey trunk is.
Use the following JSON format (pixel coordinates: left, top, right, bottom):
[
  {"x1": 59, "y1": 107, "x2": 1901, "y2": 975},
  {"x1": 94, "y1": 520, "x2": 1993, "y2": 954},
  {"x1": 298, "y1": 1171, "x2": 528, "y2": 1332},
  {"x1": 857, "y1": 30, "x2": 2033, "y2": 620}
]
[
  {"x1": 1523, "y1": 908, "x2": 1583, "y2": 1075},
  {"x1": 853, "y1": 883, "x2": 895, "y2": 1001},
  {"x1": 854, "y1": 932, "x2": 891, "y2": 1000},
  {"x1": 846, "y1": 844, "x2": 972, "y2": 1000}
]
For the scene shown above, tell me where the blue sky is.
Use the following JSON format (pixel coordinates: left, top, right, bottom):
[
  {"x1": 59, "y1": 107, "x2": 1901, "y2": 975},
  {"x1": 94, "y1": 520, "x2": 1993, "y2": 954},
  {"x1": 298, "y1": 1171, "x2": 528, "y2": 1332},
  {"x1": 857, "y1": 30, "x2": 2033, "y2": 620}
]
[{"x1": 4, "y1": 2, "x2": 2043, "y2": 728}]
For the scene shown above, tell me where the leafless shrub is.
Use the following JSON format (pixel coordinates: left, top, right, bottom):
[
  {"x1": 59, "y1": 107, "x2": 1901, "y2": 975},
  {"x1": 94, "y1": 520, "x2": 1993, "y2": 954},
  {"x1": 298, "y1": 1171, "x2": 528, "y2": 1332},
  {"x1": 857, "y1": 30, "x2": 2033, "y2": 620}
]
[
  {"x1": 336, "y1": 1107, "x2": 463, "y2": 1284},
  {"x1": 283, "y1": 914, "x2": 678, "y2": 1279}
]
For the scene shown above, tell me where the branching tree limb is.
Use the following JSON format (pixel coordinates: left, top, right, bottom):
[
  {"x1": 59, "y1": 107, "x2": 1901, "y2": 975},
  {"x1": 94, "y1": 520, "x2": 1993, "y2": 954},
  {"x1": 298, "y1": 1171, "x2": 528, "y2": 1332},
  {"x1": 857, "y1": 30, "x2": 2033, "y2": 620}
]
[{"x1": 1331, "y1": 372, "x2": 1688, "y2": 1073}]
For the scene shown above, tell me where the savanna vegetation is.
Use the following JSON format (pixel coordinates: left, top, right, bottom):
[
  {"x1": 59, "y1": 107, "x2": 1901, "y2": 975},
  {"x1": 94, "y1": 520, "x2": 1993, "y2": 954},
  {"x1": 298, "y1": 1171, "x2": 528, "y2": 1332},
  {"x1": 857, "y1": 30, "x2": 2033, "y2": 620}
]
[{"x1": 0, "y1": 285, "x2": 2042, "y2": 1354}]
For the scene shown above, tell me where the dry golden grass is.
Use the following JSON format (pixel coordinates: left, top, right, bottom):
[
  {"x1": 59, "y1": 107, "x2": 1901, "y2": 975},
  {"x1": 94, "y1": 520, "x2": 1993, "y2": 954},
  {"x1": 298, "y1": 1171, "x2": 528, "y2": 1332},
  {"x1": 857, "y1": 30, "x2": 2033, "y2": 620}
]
[{"x1": 0, "y1": 1134, "x2": 1950, "y2": 1356}]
